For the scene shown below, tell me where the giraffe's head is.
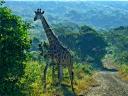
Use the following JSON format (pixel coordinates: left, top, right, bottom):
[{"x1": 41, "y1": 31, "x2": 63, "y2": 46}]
[{"x1": 34, "y1": 8, "x2": 44, "y2": 21}]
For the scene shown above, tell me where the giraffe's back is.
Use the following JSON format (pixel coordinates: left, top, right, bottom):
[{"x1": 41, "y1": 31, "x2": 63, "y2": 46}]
[{"x1": 49, "y1": 44, "x2": 73, "y2": 67}]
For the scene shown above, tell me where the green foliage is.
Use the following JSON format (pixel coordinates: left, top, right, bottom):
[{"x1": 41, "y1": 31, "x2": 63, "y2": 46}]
[
  {"x1": 59, "y1": 25, "x2": 107, "y2": 68},
  {"x1": 80, "y1": 25, "x2": 96, "y2": 33},
  {"x1": 104, "y1": 26, "x2": 128, "y2": 64},
  {"x1": 19, "y1": 60, "x2": 95, "y2": 96},
  {"x1": 31, "y1": 37, "x2": 40, "y2": 51},
  {"x1": 120, "y1": 64, "x2": 128, "y2": 74},
  {"x1": 74, "y1": 63, "x2": 94, "y2": 76},
  {"x1": 20, "y1": 61, "x2": 44, "y2": 96},
  {"x1": 53, "y1": 22, "x2": 79, "y2": 35},
  {"x1": 119, "y1": 64, "x2": 128, "y2": 80},
  {"x1": 0, "y1": 7, "x2": 30, "y2": 95},
  {"x1": 117, "y1": 51, "x2": 128, "y2": 64},
  {"x1": 6, "y1": 1, "x2": 128, "y2": 28}
]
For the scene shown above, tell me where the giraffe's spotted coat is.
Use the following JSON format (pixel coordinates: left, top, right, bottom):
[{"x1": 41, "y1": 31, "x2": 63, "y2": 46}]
[{"x1": 34, "y1": 9, "x2": 75, "y2": 93}]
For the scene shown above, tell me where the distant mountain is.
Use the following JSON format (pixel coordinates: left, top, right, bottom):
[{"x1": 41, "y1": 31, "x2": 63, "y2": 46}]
[{"x1": 5, "y1": 1, "x2": 128, "y2": 29}]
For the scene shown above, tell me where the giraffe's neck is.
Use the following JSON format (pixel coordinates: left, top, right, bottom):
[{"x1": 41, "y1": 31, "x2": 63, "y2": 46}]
[{"x1": 40, "y1": 15, "x2": 59, "y2": 45}]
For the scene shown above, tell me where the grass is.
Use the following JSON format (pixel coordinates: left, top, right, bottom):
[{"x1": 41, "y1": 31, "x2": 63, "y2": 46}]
[
  {"x1": 118, "y1": 64, "x2": 128, "y2": 81},
  {"x1": 20, "y1": 61, "x2": 97, "y2": 96}
]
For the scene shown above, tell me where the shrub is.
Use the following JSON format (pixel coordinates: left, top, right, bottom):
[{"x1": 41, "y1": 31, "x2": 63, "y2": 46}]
[{"x1": 0, "y1": 7, "x2": 30, "y2": 95}]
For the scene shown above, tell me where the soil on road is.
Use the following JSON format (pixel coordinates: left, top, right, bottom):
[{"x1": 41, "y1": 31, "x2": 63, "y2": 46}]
[{"x1": 85, "y1": 71, "x2": 128, "y2": 96}]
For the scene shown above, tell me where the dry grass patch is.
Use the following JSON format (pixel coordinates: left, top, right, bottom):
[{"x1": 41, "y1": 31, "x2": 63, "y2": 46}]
[
  {"x1": 118, "y1": 64, "x2": 128, "y2": 81},
  {"x1": 74, "y1": 75, "x2": 96, "y2": 95}
]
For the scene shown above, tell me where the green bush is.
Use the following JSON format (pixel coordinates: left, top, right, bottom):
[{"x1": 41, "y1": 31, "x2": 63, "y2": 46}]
[
  {"x1": 0, "y1": 7, "x2": 30, "y2": 95},
  {"x1": 20, "y1": 61, "x2": 44, "y2": 96}
]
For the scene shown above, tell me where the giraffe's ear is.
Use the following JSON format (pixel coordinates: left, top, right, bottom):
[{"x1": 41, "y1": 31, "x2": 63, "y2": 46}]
[
  {"x1": 41, "y1": 11, "x2": 45, "y2": 14},
  {"x1": 35, "y1": 11, "x2": 37, "y2": 14}
]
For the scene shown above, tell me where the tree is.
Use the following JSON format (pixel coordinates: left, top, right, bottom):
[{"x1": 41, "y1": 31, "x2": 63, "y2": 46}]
[
  {"x1": 59, "y1": 25, "x2": 107, "y2": 69},
  {"x1": 0, "y1": 7, "x2": 30, "y2": 95},
  {"x1": 105, "y1": 26, "x2": 128, "y2": 64},
  {"x1": 79, "y1": 25, "x2": 96, "y2": 33}
]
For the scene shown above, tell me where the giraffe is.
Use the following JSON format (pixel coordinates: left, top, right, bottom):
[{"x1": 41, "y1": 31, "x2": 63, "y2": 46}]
[{"x1": 34, "y1": 9, "x2": 74, "y2": 92}]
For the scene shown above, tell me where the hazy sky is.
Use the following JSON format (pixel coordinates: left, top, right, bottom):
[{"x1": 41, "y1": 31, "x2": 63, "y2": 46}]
[{"x1": 6, "y1": 0, "x2": 128, "y2": 1}]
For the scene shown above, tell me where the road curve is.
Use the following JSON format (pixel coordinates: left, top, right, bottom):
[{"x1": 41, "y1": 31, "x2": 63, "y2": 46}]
[{"x1": 85, "y1": 71, "x2": 128, "y2": 96}]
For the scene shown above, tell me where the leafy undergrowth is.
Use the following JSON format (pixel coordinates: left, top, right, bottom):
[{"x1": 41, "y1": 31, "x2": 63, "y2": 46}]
[
  {"x1": 118, "y1": 64, "x2": 128, "y2": 81},
  {"x1": 20, "y1": 61, "x2": 97, "y2": 96}
]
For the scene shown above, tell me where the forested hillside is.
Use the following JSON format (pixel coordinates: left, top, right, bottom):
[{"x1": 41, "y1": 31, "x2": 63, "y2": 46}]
[{"x1": 5, "y1": 1, "x2": 128, "y2": 28}]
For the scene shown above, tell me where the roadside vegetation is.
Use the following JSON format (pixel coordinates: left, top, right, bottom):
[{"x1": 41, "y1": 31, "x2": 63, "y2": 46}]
[
  {"x1": 102, "y1": 26, "x2": 128, "y2": 81},
  {"x1": 20, "y1": 60, "x2": 96, "y2": 96},
  {"x1": 118, "y1": 64, "x2": 128, "y2": 81}
]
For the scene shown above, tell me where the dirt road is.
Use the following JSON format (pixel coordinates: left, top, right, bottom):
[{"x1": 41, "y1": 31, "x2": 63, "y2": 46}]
[{"x1": 85, "y1": 71, "x2": 128, "y2": 96}]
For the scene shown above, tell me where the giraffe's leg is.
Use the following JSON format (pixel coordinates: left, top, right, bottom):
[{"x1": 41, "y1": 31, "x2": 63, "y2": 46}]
[
  {"x1": 58, "y1": 64, "x2": 63, "y2": 86},
  {"x1": 68, "y1": 66, "x2": 75, "y2": 93},
  {"x1": 52, "y1": 63, "x2": 55, "y2": 85},
  {"x1": 43, "y1": 62, "x2": 49, "y2": 92}
]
